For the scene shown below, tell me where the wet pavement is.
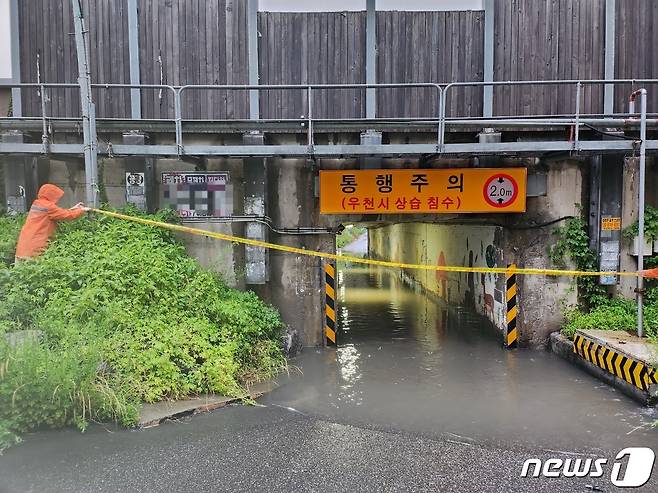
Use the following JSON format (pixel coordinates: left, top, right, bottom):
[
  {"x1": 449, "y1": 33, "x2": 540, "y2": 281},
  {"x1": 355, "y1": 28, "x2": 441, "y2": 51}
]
[
  {"x1": 267, "y1": 264, "x2": 658, "y2": 453},
  {"x1": 1, "y1": 263, "x2": 658, "y2": 492}
]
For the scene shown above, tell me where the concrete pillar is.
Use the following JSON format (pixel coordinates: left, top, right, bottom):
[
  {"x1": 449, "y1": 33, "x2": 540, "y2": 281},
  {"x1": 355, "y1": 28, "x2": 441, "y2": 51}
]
[
  {"x1": 1, "y1": 131, "x2": 40, "y2": 213},
  {"x1": 504, "y1": 160, "x2": 583, "y2": 348},
  {"x1": 122, "y1": 132, "x2": 155, "y2": 211},
  {"x1": 618, "y1": 157, "x2": 657, "y2": 298},
  {"x1": 267, "y1": 158, "x2": 333, "y2": 347},
  {"x1": 243, "y1": 132, "x2": 268, "y2": 284}
]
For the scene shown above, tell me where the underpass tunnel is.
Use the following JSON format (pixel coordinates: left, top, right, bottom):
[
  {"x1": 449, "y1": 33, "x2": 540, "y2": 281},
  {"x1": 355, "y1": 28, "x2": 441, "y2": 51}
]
[
  {"x1": 325, "y1": 156, "x2": 602, "y2": 351},
  {"x1": 334, "y1": 221, "x2": 506, "y2": 351}
]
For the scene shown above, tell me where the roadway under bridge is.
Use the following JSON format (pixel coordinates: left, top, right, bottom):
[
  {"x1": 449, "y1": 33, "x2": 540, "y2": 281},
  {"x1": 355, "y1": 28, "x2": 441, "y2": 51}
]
[{"x1": 2, "y1": 0, "x2": 658, "y2": 348}]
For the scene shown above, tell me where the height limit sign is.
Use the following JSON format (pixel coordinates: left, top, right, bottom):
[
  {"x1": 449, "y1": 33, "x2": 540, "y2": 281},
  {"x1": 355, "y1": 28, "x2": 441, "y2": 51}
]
[{"x1": 483, "y1": 174, "x2": 520, "y2": 208}]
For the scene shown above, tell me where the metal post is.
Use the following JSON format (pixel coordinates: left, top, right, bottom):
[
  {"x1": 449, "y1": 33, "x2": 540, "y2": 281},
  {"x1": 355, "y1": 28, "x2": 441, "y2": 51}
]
[
  {"x1": 483, "y1": 0, "x2": 495, "y2": 118},
  {"x1": 574, "y1": 82, "x2": 581, "y2": 150},
  {"x1": 174, "y1": 88, "x2": 183, "y2": 156},
  {"x1": 127, "y1": 0, "x2": 141, "y2": 120},
  {"x1": 307, "y1": 86, "x2": 313, "y2": 147},
  {"x1": 39, "y1": 83, "x2": 49, "y2": 153},
  {"x1": 637, "y1": 88, "x2": 647, "y2": 338},
  {"x1": 71, "y1": 0, "x2": 98, "y2": 207},
  {"x1": 247, "y1": 0, "x2": 260, "y2": 120},
  {"x1": 604, "y1": 0, "x2": 616, "y2": 115},
  {"x1": 365, "y1": 0, "x2": 376, "y2": 119}
]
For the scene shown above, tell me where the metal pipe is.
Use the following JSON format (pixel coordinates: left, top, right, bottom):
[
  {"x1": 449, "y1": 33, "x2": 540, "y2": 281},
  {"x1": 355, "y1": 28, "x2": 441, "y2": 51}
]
[
  {"x1": 637, "y1": 88, "x2": 647, "y2": 338},
  {"x1": 71, "y1": 0, "x2": 98, "y2": 207},
  {"x1": 39, "y1": 83, "x2": 49, "y2": 153},
  {"x1": 307, "y1": 86, "x2": 313, "y2": 148},
  {"x1": 177, "y1": 215, "x2": 334, "y2": 235},
  {"x1": 574, "y1": 82, "x2": 582, "y2": 150},
  {"x1": 174, "y1": 88, "x2": 183, "y2": 156}
]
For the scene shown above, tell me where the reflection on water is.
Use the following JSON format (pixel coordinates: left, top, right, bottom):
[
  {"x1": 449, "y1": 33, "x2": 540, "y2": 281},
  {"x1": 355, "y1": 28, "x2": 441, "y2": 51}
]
[{"x1": 268, "y1": 263, "x2": 658, "y2": 452}]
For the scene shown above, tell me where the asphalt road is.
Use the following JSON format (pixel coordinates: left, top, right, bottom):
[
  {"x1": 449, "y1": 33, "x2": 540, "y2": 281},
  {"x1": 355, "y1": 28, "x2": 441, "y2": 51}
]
[
  {"x1": 2, "y1": 263, "x2": 657, "y2": 492},
  {"x1": 0, "y1": 403, "x2": 644, "y2": 493}
]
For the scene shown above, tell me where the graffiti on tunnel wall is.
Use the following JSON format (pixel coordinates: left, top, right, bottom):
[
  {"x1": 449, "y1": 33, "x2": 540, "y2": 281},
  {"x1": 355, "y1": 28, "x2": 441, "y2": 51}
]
[{"x1": 369, "y1": 223, "x2": 506, "y2": 331}]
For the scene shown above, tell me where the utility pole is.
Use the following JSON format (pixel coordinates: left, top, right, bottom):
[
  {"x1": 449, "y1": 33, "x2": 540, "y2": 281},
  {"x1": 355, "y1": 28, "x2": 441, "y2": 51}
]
[
  {"x1": 635, "y1": 88, "x2": 647, "y2": 338},
  {"x1": 71, "y1": 0, "x2": 98, "y2": 207}
]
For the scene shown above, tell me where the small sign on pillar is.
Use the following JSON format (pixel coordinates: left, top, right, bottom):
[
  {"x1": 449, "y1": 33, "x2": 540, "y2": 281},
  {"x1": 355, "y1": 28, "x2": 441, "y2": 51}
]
[{"x1": 126, "y1": 172, "x2": 146, "y2": 210}]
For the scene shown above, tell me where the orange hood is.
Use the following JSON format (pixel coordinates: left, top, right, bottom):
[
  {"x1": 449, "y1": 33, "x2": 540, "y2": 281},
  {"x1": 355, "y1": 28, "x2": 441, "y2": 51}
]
[{"x1": 37, "y1": 184, "x2": 65, "y2": 203}]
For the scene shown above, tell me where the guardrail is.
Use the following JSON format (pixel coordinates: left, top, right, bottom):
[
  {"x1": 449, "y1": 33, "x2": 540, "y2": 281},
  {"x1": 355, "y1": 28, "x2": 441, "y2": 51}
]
[{"x1": 0, "y1": 79, "x2": 656, "y2": 156}]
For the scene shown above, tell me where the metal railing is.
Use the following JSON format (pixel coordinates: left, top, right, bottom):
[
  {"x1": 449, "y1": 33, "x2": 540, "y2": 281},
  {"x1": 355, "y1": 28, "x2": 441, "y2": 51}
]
[{"x1": 1, "y1": 79, "x2": 656, "y2": 156}]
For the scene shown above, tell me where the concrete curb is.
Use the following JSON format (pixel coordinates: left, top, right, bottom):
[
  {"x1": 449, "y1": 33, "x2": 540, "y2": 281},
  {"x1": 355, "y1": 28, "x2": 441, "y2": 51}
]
[
  {"x1": 550, "y1": 332, "x2": 655, "y2": 405},
  {"x1": 138, "y1": 380, "x2": 278, "y2": 428}
]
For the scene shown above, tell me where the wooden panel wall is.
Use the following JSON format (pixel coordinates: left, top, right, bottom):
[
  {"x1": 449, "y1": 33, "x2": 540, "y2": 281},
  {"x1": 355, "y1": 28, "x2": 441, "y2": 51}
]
[
  {"x1": 376, "y1": 10, "x2": 485, "y2": 118},
  {"x1": 18, "y1": 0, "x2": 131, "y2": 119},
  {"x1": 614, "y1": 0, "x2": 658, "y2": 113},
  {"x1": 138, "y1": 0, "x2": 249, "y2": 120},
  {"x1": 16, "y1": 1, "x2": 658, "y2": 121},
  {"x1": 258, "y1": 12, "x2": 366, "y2": 120},
  {"x1": 493, "y1": 0, "x2": 605, "y2": 117}
]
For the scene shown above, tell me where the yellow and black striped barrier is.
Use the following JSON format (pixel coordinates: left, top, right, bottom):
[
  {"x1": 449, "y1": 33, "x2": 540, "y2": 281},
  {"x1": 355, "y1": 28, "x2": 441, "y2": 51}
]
[
  {"x1": 573, "y1": 333, "x2": 658, "y2": 391},
  {"x1": 325, "y1": 262, "x2": 337, "y2": 345},
  {"x1": 505, "y1": 264, "x2": 518, "y2": 349}
]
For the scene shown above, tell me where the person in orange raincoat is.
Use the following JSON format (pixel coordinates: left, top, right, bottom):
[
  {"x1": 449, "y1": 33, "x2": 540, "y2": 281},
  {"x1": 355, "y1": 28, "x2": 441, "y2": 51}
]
[
  {"x1": 641, "y1": 268, "x2": 658, "y2": 278},
  {"x1": 14, "y1": 184, "x2": 90, "y2": 262}
]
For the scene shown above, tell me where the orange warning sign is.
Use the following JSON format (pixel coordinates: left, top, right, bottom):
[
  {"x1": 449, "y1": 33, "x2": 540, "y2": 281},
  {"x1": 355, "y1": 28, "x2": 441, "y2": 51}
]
[
  {"x1": 601, "y1": 217, "x2": 621, "y2": 231},
  {"x1": 319, "y1": 168, "x2": 527, "y2": 214}
]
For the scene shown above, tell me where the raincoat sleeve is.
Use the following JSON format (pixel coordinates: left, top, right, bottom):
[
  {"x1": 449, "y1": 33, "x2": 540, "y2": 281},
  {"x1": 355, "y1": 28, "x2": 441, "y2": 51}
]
[
  {"x1": 47, "y1": 205, "x2": 86, "y2": 222},
  {"x1": 641, "y1": 268, "x2": 658, "y2": 278}
]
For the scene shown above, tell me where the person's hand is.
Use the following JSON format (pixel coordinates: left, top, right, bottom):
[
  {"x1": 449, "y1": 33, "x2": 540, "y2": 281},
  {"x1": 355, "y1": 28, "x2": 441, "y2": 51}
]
[
  {"x1": 70, "y1": 202, "x2": 85, "y2": 210},
  {"x1": 81, "y1": 206, "x2": 91, "y2": 212}
]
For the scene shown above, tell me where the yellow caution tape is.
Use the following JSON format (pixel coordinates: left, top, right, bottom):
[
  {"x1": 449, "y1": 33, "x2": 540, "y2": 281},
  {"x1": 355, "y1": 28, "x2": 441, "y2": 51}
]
[{"x1": 91, "y1": 208, "x2": 640, "y2": 278}]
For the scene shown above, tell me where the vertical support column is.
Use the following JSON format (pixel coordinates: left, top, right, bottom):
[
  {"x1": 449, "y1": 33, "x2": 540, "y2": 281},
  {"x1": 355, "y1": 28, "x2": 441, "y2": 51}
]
[
  {"x1": 325, "y1": 261, "x2": 337, "y2": 345},
  {"x1": 483, "y1": 0, "x2": 495, "y2": 118},
  {"x1": 365, "y1": 0, "x2": 376, "y2": 119},
  {"x1": 505, "y1": 264, "x2": 518, "y2": 349},
  {"x1": 589, "y1": 156, "x2": 602, "y2": 251},
  {"x1": 597, "y1": 155, "x2": 623, "y2": 286},
  {"x1": 127, "y1": 0, "x2": 141, "y2": 120},
  {"x1": 243, "y1": 131, "x2": 268, "y2": 284},
  {"x1": 604, "y1": 0, "x2": 616, "y2": 115},
  {"x1": 123, "y1": 132, "x2": 155, "y2": 211},
  {"x1": 71, "y1": 0, "x2": 98, "y2": 207},
  {"x1": 1, "y1": 132, "x2": 37, "y2": 213},
  {"x1": 247, "y1": 0, "x2": 260, "y2": 120}
]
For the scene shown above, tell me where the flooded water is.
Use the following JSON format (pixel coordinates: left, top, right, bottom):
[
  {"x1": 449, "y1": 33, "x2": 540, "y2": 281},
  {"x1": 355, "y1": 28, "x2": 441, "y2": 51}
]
[{"x1": 266, "y1": 263, "x2": 658, "y2": 453}]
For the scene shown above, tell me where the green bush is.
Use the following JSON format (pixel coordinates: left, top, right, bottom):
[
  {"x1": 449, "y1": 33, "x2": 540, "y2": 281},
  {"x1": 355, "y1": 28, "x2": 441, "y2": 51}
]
[
  {"x1": 336, "y1": 225, "x2": 366, "y2": 249},
  {"x1": 0, "y1": 210, "x2": 285, "y2": 451},
  {"x1": 0, "y1": 215, "x2": 24, "y2": 267}
]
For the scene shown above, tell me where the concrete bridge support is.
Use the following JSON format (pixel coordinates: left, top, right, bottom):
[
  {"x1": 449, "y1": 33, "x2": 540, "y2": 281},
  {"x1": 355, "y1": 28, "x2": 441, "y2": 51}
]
[{"x1": 1, "y1": 131, "x2": 47, "y2": 214}]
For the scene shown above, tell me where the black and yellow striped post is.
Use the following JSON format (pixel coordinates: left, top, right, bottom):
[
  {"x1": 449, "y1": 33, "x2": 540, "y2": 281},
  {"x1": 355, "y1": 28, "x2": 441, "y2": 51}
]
[
  {"x1": 505, "y1": 264, "x2": 518, "y2": 349},
  {"x1": 325, "y1": 262, "x2": 337, "y2": 345}
]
